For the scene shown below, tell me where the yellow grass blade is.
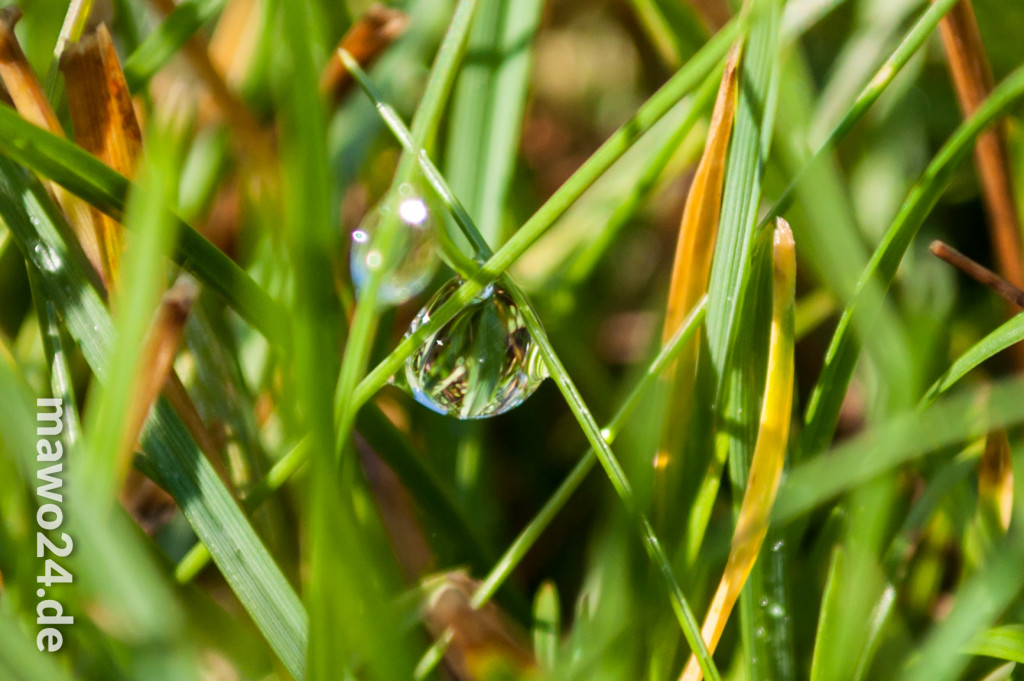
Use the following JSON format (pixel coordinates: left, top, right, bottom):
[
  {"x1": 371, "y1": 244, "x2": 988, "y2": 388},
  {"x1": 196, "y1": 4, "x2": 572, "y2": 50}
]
[
  {"x1": 680, "y1": 218, "x2": 795, "y2": 681},
  {"x1": 978, "y1": 428, "x2": 1013, "y2": 533},
  {"x1": 653, "y1": 43, "x2": 740, "y2": 499}
]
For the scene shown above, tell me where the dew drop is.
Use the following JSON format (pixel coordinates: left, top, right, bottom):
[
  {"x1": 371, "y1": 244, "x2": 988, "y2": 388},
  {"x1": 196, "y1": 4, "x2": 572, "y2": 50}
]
[
  {"x1": 32, "y1": 243, "x2": 62, "y2": 273},
  {"x1": 401, "y1": 277, "x2": 548, "y2": 419},
  {"x1": 350, "y1": 181, "x2": 439, "y2": 306}
]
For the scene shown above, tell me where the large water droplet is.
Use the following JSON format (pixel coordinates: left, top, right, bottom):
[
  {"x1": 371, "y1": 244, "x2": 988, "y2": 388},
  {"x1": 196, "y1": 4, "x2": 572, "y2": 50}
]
[
  {"x1": 401, "y1": 277, "x2": 547, "y2": 419},
  {"x1": 350, "y1": 181, "x2": 439, "y2": 306},
  {"x1": 31, "y1": 243, "x2": 62, "y2": 273}
]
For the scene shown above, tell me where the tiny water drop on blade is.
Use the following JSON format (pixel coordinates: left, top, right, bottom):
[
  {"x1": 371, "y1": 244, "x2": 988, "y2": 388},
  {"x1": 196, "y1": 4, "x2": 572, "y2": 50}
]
[
  {"x1": 401, "y1": 277, "x2": 548, "y2": 419},
  {"x1": 350, "y1": 180, "x2": 439, "y2": 306}
]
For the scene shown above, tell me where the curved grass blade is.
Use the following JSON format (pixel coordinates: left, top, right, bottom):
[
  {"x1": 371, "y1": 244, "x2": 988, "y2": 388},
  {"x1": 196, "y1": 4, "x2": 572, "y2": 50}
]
[
  {"x1": 965, "y1": 626, "x2": 1024, "y2": 665},
  {"x1": 0, "y1": 104, "x2": 287, "y2": 346},
  {"x1": 801, "y1": 61, "x2": 1024, "y2": 457},
  {"x1": 921, "y1": 312, "x2": 1024, "y2": 405}
]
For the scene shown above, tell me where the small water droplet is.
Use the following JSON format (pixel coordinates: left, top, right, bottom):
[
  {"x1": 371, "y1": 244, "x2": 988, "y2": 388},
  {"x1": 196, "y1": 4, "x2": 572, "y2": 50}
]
[
  {"x1": 768, "y1": 602, "x2": 785, "y2": 618},
  {"x1": 401, "y1": 277, "x2": 547, "y2": 419},
  {"x1": 350, "y1": 182, "x2": 439, "y2": 306},
  {"x1": 31, "y1": 243, "x2": 62, "y2": 272}
]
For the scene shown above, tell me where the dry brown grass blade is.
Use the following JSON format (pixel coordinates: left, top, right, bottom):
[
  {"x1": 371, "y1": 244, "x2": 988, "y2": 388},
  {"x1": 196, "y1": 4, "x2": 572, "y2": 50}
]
[
  {"x1": 61, "y1": 24, "x2": 144, "y2": 282},
  {"x1": 680, "y1": 219, "x2": 796, "y2": 681},
  {"x1": 422, "y1": 571, "x2": 536, "y2": 681},
  {"x1": 116, "y1": 276, "x2": 234, "y2": 532},
  {"x1": 0, "y1": 6, "x2": 107, "y2": 283},
  {"x1": 936, "y1": 0, "x2": 1024, "y2": 361},
  {"x1": 979, "y1": 428, "x2": 1013, "y2": 532},
  {"x1": 653, "y1": 43, "x2": 740, "y2": 495},
  {"x1": 320, "y1": 4, "x2": 408, "y2": 102},
  {"x1": 115, "y1": 277, "x2": 199, "y2": 486}
]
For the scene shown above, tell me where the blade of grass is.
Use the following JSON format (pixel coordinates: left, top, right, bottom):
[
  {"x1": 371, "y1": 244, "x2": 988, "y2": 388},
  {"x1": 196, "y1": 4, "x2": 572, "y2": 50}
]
[
  {"x1": 901, "y1": 523, "x2": 1024, "y2": 681},
  {"x1": 533, "y1": 581, "x2": 560, "y2": 670},
  {"x1": 345, "y1": 47, "x2": 722, "y2": 678},
  {"x1": 801, "y1": 61, "x2": 1024, "y2": 457},
  {"x1": 414, "y1": 299, "x2": 709, "y2": 678},
  {"x1": 123, "y1": 0, "x2": 228, "y2": 92},
  {"x1": 348, "y1": 15, "x2": 743, "y2": 409},
  {"x1": 81, "y1": 111, "x2": 183, "y2": 505},
  {"x1": 921, "y1": 313, "x2": 1024, "y2": 404},
  {"x1": 680, "y1": 219, "x2": 795, "y2": 681},
  {"x1": 308, "y1": 2, "x2": 481, "y2": 679},
  {"x1": 775, "y1": 375, "x2": 1024, "y2": 524},
  {"x1": 0, "y1": 7, "x2": 107, "y2": 281},
  {"x1": 444, "y1": 0, "x2": 543, "y2": 246},
  {"x1": 0, "y1": 157, "x2": 308, "y2": 680},
  {"x1": 965, "y1": 626, "x2": 1024, "y2": 664},
  {"x1": 936, "y1": 0, "x2": 1024, "y2": 290},
  {"x1": 0, "y1": 104, "x2": 287, "y2": 345},
  {"x1": 654, "y1": 43, "x2": 740, "y2": 522},
  {"x1": 692, "y1": 3, "x2": 786, "y2": 678},
  {"x1": 60, "y1": 23, "x2": 144, "y2": 283}
]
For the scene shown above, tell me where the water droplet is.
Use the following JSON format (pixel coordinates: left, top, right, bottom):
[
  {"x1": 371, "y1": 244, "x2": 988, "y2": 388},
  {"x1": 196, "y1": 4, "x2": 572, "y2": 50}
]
[
  {"x1": 350, "y1": 181, "x2": 439, "y2": 306},
  {"x1": 768, "y1": 602, "x2": 785, "y2": 618},
  {"x1": 401, "y1": 277, "x2": 547, "y2": 419},
  {"x1": 31, "y1": 243, "x2": 62, "y2": 272}
]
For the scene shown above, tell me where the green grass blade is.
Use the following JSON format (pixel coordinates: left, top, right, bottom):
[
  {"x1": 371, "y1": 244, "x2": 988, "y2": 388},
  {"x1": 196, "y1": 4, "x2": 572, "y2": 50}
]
[
  {"x1": 0, "y1": 158, "x2": 308, "y2": 680},
  {"x1": 775, "y1": 375, "x2": 1024, "y2": 524},
  {"x1": 0, "y1": 105, "x2": 287, "y2": 346},
  {"x1": 0, "y1": 608, "x2": 77, "y2": 681},
  {"x1": 122, "y1": 0, "x2": 228, "y2": 92},
  {"x1": 801, "y1": 61, "x2": 1024, "y2": 456},
  {"x1": 901, "y1": 526, "x2": 1024, "y2": 681},
  {"x1": 921, "y1": 313, "x2": 1024, "y2": 404},
  {"x1": 444, "y1": 0, "x2": 544, "y2": 246},
  {"x1": 350, "y1": 17, "x2": 742, "y2": 409},
  {"x1": 534, "y1": 581, "x2": 561, "y2": 670},
  {"x1": 82, "y1": 114, "x2": 183, "y2": 505},
  {"x1": 965, "y1": 626, "x2": 1024, "y2": 664},
  {"x1": 763, "y1": 0, "x2": 959, "y2": 230}
]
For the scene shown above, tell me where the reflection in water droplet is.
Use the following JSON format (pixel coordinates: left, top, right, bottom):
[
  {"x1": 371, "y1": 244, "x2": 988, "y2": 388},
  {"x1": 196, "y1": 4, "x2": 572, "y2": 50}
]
[
  {"x1": 32, "y1": 243, "x2": 62, "y2": 272},
  {"x1": 350, "y1": 182, "x2": 438, "y2": 306},
  {"x1": 401, "y1": 277, "x2": 548, "y2": 419}
]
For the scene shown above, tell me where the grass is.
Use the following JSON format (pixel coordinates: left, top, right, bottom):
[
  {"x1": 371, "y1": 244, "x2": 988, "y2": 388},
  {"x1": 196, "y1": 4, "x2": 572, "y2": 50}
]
[{"x1": 1, "y1": 1, "x2": 1024, "y2": 680}]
